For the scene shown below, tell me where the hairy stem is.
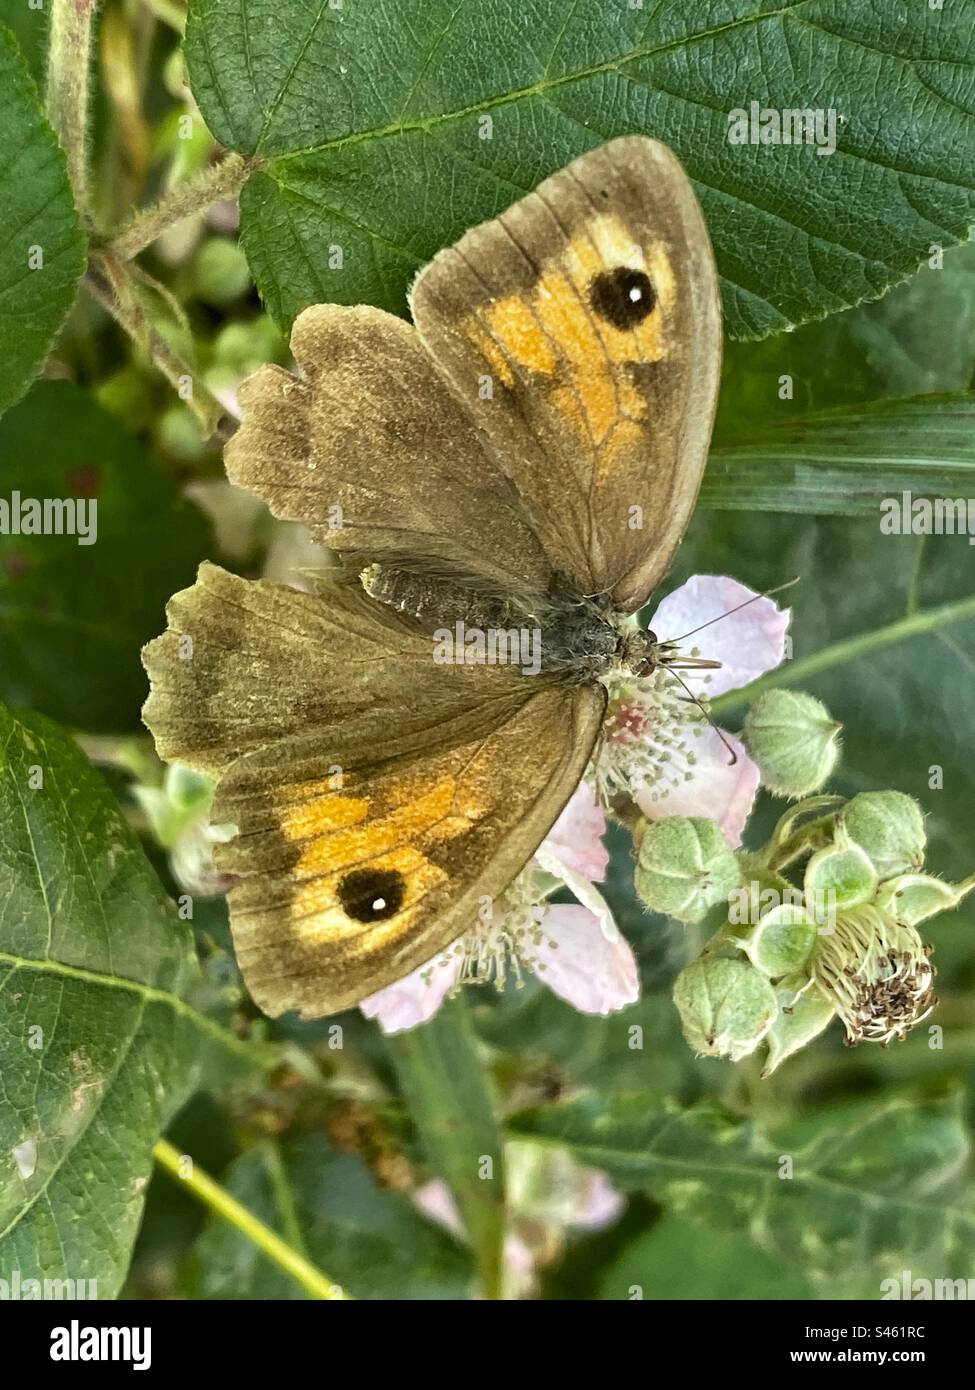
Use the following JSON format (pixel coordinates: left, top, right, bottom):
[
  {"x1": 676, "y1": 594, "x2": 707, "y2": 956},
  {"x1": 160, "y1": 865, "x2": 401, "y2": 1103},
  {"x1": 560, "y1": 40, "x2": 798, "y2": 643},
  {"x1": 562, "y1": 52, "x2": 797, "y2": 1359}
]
[
  {"x1": 153, "y1": 1140, "x2": 349, "y2": 1300},
  {"x1": 111, "y1": 152, "x2": 253, "y2": 260},
  {"x1": 46, "y1": 0, "x2": 100, "y2": 225},
  {"x1": 87, "y1": 251, "x2": 235, "y2": 439}
]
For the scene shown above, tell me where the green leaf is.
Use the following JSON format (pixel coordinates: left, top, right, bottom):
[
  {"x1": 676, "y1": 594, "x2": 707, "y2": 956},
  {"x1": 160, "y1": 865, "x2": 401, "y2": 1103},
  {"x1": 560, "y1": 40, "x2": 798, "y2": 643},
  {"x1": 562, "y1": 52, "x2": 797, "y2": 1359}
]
[
  {"x1": 0, "y1": 380, "x2": 212, "y2": 733},
  {"x1": 703, "y1": 393, "x2": 975, "y2": 514},
  {"x1": 184, "y1": 0, "x2": 975, "y2": 340},
  {"x1": 716, "y1": 240, "x2": 975, "y2": 433},
  {"x1": 1, "y1": 4, "x2": 48, "y2": 83},
  {"x1": 0, "y1": 28, "x2": 85, "y2": 416},
  {"x1": 511, "y1": 1090, "x2": 975, "y2": 1290},
  {"x1": 387, "y1": 996, "x2": 506, "y2": 1299},
  {"x1": 0, "y1": 703, "x2": 256, "y2": 1298},
  {"x1": 600, "y1": 1212, "x2": 815, "y2": 1300},
  {"x1": 189, "y1": 1134, "x2": 472, "y2": 1299}
]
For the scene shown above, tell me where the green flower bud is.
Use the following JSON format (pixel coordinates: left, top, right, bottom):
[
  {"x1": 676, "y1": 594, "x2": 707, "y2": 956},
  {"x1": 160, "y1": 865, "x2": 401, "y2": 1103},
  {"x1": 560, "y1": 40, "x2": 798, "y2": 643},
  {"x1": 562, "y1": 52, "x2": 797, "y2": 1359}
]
[
  {"x1": 810, "y1": 905, "x2": 936, "y2": 1045},
  {"x1": 762, "y1": 974, "x2": 836, "y2": 1076},
  {"x1": 156, "y1": 404, "x2": 207, "y2": 462},
  {"x1": 804, "y1": 832, "x2": 878, "y2": 914},
  {"x1": 634, "y1": 817, "x2": 741, "y2": 924},
  {"x1": 674, "y1": 956, "x2": 778, "y2": 1061},
  {"x1": 874, "y1": 872, "x2": 975, "y2": 926},
  {"x1": 193, "y1": 238, "x2": 252, "y2": 305},
  {"x1": 134, "y1": 764, "x2": 215, "y2": 847},
  {"x1": 838, "y1": 791, "x2": 926, "y2": 880},
  {"x1": 744, "y1": 902, "x2": 817, "y2": 978},
  {"x1": 213, "y1": 315, "x2": 285, "y2": 372},
  {"x1": 743, "y1": 690, "x2": 841, "y2": 798}
]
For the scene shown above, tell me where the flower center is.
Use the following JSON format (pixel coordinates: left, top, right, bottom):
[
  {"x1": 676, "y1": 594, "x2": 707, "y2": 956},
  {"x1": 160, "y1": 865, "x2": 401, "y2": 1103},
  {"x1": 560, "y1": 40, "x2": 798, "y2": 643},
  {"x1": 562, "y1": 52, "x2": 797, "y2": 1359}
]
[
  {"x1": 812, "y1": 907, "x2": 936, "y2": 1045},
  {"x1": 595, "y1": 666, "x2": 708, "y2": 805}
]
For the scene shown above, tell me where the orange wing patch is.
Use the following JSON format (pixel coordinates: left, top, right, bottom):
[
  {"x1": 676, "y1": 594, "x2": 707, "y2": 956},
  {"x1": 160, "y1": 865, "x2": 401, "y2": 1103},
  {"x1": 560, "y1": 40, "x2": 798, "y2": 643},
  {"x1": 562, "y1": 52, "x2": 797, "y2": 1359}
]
[
  {"x1": 464, "y1": 214, "x2": 676, "y2": 470},
  {"x1": 270, "y1": 774, "x2": 483, "y2": 944}
]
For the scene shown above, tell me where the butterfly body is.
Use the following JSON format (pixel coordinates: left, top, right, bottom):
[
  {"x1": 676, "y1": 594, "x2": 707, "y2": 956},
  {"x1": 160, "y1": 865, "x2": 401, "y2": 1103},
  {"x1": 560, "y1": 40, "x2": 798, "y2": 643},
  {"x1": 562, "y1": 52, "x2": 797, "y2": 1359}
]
[
  {"x1": 142, "y1": 135, "x2": 721, "y2": 1018},
  {"x1": 360, "y1": 559, "x2": 630, "y2": 681}
]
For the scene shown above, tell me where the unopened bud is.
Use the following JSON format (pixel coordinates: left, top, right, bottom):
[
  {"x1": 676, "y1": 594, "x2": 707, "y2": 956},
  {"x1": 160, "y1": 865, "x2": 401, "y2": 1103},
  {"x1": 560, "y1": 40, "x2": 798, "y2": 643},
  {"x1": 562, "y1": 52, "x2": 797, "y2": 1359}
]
[
  {"x1": 838, "y1": 791, "x2": 926, "y2": 881},
  {"x1": 673, "y1": 955, "x2": 778, "y2": 1061},
  {"x1": 743, "y1": 690, "x2": 841, "y2": 798},
  {"x1": 634, "y1": 817, "x2": 741, "y2": 924}
]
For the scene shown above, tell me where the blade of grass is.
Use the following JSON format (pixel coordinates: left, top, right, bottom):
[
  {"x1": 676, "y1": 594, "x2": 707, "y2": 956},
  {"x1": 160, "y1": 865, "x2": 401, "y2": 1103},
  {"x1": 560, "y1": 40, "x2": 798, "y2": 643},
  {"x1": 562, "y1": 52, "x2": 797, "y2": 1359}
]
[{"x1": 387, "y1": 995, "x2": 506, "y2": 1299}]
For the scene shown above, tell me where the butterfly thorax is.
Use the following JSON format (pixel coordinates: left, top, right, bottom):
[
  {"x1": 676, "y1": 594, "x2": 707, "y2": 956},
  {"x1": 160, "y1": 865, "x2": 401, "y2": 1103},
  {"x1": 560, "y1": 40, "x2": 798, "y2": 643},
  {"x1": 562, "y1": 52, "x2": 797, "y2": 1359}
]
[{"x1": 359, "y1": 560, "x2": 636, "y2": 679}]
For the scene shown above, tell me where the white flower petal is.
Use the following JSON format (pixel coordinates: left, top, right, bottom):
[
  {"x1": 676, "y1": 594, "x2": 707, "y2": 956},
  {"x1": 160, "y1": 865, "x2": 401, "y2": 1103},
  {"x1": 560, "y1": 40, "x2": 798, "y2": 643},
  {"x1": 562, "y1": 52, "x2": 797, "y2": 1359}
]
[
  {"x1": 413, "y1": 1179, "x2": 463, "y2": 1237},
  {"x1": 634, "y1": 727, "x2": 759, "y2": 848},
  {"x1": 541, "y1": 780, "x2": 609, "y2": 882},
  {"x1": 360, "y1": 951, "x2": 461, "y2": 1035},
  {"x1": 649, "y1": 574, "x2": 790, "y2": 698},
  {"x1": 534, "y1": 842, "x2": 620, "y2": 942},
  {"x1": 534, "y1": 904, "x2": 639, "y2": 1014},
  {"x1": 570, "y1": 1169, "x2": 626, "y2": 1231}
]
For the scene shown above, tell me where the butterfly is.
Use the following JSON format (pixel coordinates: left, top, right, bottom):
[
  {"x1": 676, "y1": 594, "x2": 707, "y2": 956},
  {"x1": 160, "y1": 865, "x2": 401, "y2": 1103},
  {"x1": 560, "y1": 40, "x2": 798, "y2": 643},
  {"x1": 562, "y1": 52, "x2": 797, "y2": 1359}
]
[{"x1": 142, "y1": 135, "x2": 721, "y2": 1019}]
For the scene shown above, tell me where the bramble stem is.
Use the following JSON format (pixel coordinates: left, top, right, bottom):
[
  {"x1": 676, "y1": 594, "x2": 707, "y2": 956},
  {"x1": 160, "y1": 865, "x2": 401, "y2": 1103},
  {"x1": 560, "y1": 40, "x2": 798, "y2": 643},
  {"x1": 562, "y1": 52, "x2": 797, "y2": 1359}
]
[
  {"x1": 111, "y1": 152, "x2": 253, "y2": 260},
  {"x1": 46, "y1": 0, "x2": 100, "y2": 225},
  {"x1": 153, "y1": 1140, "x2": 349, "y2": 1300},
  {"x1": 86, "y1": 252, "x2": 234, "y2": 439}
]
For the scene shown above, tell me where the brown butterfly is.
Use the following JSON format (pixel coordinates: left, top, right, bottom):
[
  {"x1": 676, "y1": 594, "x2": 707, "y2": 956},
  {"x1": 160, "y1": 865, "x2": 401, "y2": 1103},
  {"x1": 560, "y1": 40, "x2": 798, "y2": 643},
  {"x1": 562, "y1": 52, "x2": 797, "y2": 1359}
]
[{"x1": 142, "y1": 136, "x2": 721, "y2": 1018}]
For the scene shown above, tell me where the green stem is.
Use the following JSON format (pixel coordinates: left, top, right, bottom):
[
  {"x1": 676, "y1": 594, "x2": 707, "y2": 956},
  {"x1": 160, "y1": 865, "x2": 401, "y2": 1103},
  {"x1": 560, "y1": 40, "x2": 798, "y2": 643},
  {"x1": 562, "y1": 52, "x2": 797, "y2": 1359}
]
[
  {"x1": 46, "y1": 0, "x2": 100, "y2": 225},
  {"x1": 712, "y1": 594, "x2": 975, "y2": 715},
  {"x1": 86, "y1": 253, "x2": 233, "y2": 439},
  {"x1": 153, "y1": 1139, "x2": 349, "y2": 1300},
  {"x1": 110, "y1": 152, "x2": 253, "y2": 260}
]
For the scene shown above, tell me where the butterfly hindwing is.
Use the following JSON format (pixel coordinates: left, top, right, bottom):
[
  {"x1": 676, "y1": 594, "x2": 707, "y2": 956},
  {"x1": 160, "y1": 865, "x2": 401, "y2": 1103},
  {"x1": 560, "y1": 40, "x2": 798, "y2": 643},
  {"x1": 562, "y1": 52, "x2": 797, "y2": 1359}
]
[
  {"x1": 142, "y1": 562, "x2": 530, "y2": 775},
  {"x1": 211, "y1": 682, "x2": 604, "y2": 1017},
  {"x1": 223, "y1": 305, "x2": 551, "y2": 591},
  {"x1": 142, "y1": 564, "x2": 605, "y2": 1016}
]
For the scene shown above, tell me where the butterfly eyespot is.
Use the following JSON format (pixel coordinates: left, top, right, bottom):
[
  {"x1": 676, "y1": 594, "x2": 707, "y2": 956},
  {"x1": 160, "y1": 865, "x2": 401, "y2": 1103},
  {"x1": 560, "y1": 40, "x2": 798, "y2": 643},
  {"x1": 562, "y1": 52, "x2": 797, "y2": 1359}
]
[
  {"x1": 338, "y1": 868, "x2": 406, "y2": 922},
  {"x1": 589, "y1": 266, "x2": 656, "y2": 329}
]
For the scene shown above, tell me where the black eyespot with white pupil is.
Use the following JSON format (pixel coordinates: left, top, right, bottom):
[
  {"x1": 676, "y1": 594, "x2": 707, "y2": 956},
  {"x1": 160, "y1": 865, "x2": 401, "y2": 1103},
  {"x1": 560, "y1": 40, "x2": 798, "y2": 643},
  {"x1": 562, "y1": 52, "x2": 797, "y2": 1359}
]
[
  {"x1": 589, "y1": 266, "x2": 656, "y2": 330},
  {"x1": 338, "y1": 867, "x2": 406, "y2": 922}
]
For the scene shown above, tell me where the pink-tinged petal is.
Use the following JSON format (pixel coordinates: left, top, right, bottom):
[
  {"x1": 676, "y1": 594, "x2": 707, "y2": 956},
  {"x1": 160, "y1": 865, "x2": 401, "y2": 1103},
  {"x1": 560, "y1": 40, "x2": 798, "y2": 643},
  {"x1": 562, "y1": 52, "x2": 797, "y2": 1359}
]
[
  {"x1": 634, "y1": 727, "x2": 759, "y2": 848},
  {"x1": 540, "y1": 780, "x2": 609, "y2": 882},
  {"x1": 534, "y1": 905, "x2": 639, "y2": 1014},
  {"x1": 534, "y1": 842, "x2": 620, "y2": 942},
  {"x1": 649, "y1": 575, "x2": 790, "y2": 697},
  {"x1": 360, "y1": 952, "x2": 461, "y2": 1035},
  {"x1": 211, "y1": 384, "x2": 242, "y2": 421},
  {"x1": 502, "y1": 1233, "x2": 538, "y2": 1299},
  {"x1": 414, "y1": 1180, "x2": 538, "y2": 1298},
  {"x1": 413, "y1": 1179, "x2": 463, "y2": 1237},
  {"x1": 570, "y1": 1170, "x2": 626, "y2": 1232}
]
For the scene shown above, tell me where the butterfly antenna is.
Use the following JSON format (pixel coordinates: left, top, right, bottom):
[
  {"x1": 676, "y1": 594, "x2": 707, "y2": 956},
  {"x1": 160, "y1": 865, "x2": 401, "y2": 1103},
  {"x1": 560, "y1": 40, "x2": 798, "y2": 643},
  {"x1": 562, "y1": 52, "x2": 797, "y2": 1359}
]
[
  {"x1": 662, "y1": 664, "x2": 738, "y2": 767},
  {"x1": 666, "y1": 576, "x2": 800, "y2": 646}
]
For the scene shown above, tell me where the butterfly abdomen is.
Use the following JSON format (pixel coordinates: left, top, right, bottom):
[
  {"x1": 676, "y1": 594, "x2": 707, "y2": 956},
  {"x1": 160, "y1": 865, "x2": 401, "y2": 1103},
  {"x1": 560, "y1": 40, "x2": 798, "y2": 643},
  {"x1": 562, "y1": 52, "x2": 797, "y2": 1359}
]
[
  {"x1": 359, "y1": 560, "x2": 623, "y2": 680},
  {"x1": 359, "y1": 561, "x2": 545, "y2": 630}
]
